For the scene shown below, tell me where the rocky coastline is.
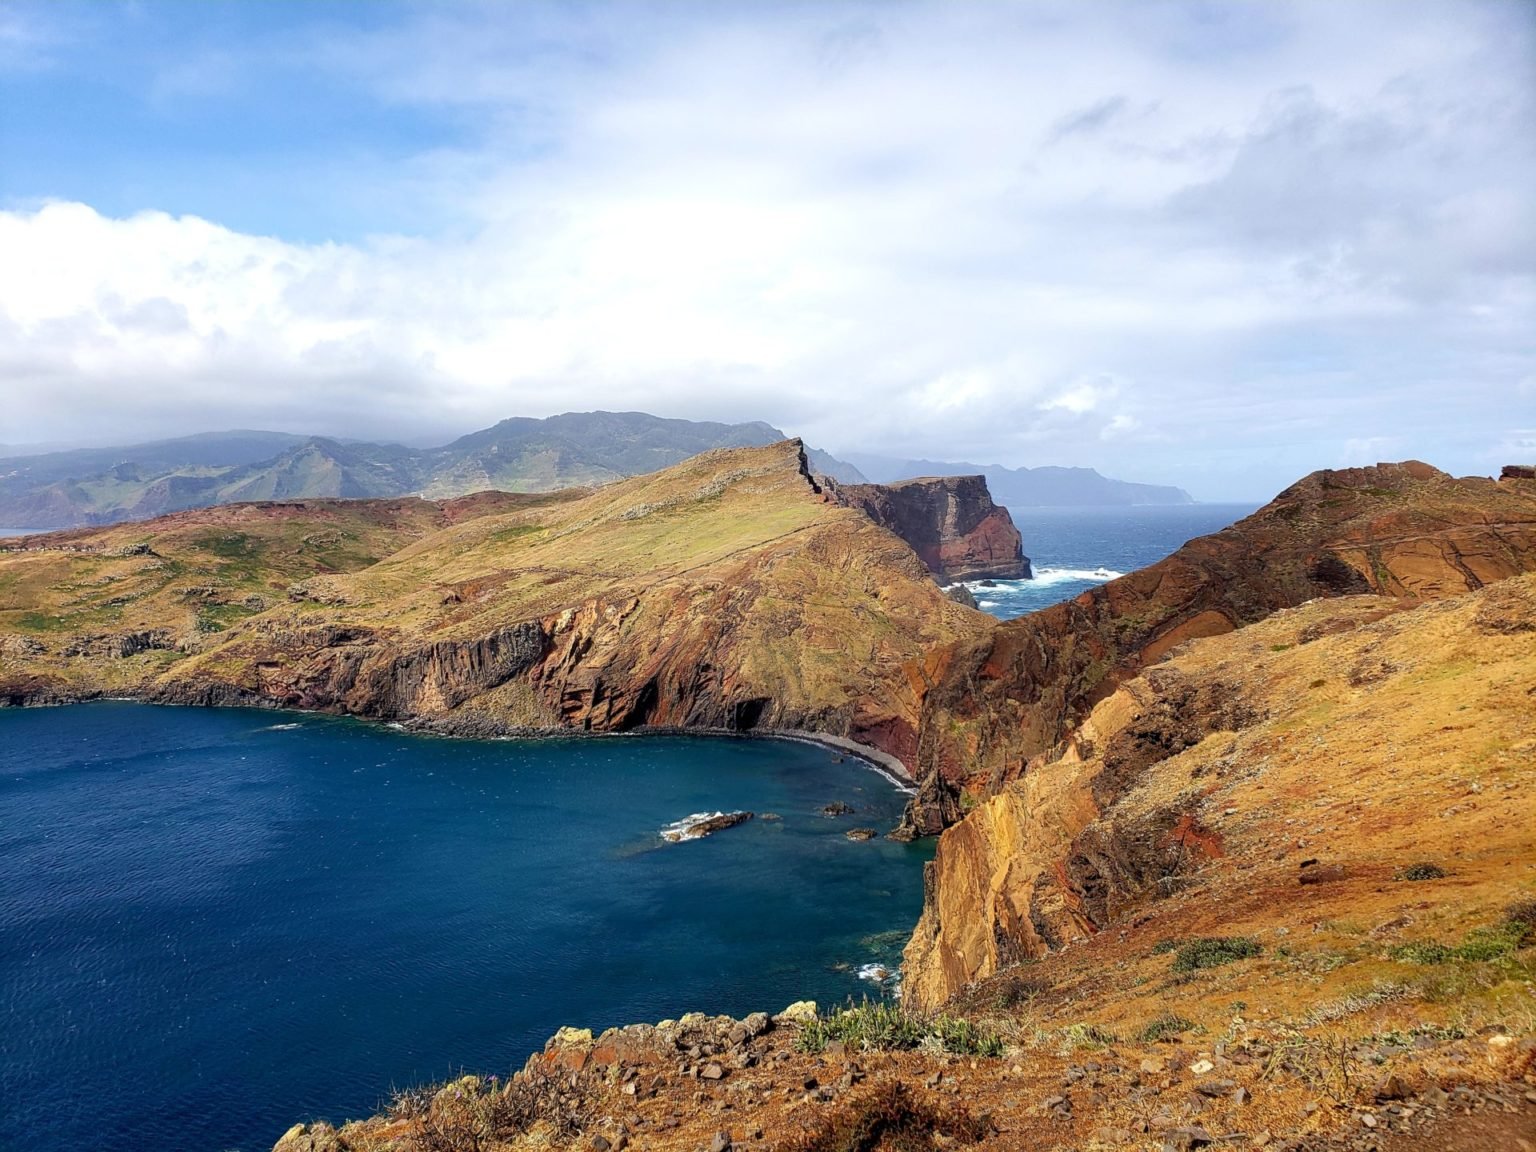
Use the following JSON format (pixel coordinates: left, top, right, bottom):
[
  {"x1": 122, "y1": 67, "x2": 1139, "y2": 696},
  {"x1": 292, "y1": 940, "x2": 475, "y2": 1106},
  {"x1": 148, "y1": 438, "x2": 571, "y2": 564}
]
[{"x1": 4, "y1": 452, "x2": 1536, "y2": 1151}]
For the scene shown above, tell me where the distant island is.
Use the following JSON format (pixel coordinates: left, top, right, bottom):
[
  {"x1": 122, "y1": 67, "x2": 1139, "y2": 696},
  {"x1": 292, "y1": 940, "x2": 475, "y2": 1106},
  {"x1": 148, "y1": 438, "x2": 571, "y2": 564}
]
[
  {"x1": 0, "y1": 411, "x2": 1191, "y2": 529},
  {"x1": 843, "y1": 453, "x2": 1194, "y2": 507}
]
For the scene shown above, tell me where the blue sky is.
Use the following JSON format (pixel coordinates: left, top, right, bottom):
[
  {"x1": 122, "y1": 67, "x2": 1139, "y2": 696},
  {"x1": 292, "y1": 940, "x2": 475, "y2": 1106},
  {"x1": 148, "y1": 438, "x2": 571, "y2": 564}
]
[{"x1": 1, "y1": 0, "x2": 1532, "y2": 499}]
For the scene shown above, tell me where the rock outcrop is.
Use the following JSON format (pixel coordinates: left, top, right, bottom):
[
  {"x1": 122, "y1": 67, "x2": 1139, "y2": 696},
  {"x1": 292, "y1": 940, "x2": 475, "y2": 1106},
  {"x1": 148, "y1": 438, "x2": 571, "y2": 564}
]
[{"x1": 831, "y1": 475, "x2": 1031, "y2": 583}]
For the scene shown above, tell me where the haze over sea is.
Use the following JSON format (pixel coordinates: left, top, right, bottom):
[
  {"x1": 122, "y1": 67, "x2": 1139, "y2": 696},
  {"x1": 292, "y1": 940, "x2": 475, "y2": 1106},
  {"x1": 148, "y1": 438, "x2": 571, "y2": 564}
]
[{"x1": 1, "y1": 504, "x2": 1252, "y2": 1152}]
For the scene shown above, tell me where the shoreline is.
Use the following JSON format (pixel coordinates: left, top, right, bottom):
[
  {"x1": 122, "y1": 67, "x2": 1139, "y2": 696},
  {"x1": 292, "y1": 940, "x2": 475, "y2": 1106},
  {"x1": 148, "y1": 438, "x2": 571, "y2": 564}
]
[{"x1": 3, "y1": 690, "x2": 920, "y2": 798}]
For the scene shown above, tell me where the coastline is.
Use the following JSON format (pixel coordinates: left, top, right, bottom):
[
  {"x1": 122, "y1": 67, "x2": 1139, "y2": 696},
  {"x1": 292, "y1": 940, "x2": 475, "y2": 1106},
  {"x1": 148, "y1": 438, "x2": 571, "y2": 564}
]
[{"x1": 2, "y1": 689, "x2": 920, "y2": 798}]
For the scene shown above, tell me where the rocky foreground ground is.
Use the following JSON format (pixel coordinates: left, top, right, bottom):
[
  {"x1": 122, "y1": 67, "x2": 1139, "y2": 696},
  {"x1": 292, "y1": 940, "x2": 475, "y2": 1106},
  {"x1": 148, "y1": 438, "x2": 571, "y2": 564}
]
[{"x1": 273, "y1": 1003, "x2": 1535, "y2": 1151}]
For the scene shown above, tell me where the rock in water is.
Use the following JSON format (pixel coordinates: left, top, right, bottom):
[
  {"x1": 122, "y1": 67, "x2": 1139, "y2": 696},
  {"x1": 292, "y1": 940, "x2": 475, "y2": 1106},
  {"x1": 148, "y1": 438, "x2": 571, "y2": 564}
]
[
  {"x1": 845, "y1": 827, "x2": 879, "y2": 841},
  {"x1": 821, "y1": 801, "x2": 855, "y2": 817},
  {"x1": 659, "y1": 811, "x2": 753, "y2": 842}
]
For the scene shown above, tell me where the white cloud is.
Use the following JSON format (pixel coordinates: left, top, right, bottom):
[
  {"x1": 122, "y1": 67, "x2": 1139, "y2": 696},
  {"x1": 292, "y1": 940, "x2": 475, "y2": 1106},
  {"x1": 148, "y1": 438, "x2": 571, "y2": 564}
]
[{"x1": 0, "y1": 0, "x2": 1531, "y2": 497}]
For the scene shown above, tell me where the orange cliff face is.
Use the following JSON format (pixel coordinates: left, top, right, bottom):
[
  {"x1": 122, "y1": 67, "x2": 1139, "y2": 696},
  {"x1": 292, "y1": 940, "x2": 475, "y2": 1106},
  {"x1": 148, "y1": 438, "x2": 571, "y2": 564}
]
[
  {"x1": 899, "y1": 462, "x2": 1536, "y2": 1008},
  {"x1": 894, "y1": 461, "x2": 1536, "y2": 834},
  {"x1": 829, "y1": 475, "x2": 1031, "y2": 583},
  {"x1": 903, "y1": 572, "x2": 1536, "y2": 1009}
]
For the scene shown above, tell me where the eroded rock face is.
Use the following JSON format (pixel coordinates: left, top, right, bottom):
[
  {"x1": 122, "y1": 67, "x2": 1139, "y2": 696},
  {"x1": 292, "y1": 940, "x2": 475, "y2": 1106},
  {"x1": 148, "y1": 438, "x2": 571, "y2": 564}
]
[
  {"x1": 832, "y1": 475, "x2": 1031, "y2": 583},
  {"x1": 902, "y1": 669, "x2": 1259, "y2": 1006},
  {"x1": 903, "y1": 574, "x2": 1536, "y2": 1008},
  {"x1": 903, "y1": 461, "x2": 1536, "y2": 807}
]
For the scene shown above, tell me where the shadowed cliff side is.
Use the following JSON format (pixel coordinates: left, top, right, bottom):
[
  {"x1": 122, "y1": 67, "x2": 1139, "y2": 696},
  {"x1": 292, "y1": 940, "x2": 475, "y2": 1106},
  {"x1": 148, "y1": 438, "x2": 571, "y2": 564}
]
[
  {"x1": 0, "y1": 441, "x2": 993, "y2": 769},
  {"x1": 903, "y1": 571, "x2": 1536, "y2": 1009},
  {"x1": 892, "y1": 462, "x2": 1536, "y2": 837},
  {"x1": 829, "y1": 475, "x2": 1031, "y2": 583}
]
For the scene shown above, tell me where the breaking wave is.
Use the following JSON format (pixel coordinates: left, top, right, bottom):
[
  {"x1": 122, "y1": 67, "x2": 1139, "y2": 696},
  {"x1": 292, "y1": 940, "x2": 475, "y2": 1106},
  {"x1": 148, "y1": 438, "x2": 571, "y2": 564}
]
[{"x1": 962, "y1": 566, "x2": 1123, "y2": 594}]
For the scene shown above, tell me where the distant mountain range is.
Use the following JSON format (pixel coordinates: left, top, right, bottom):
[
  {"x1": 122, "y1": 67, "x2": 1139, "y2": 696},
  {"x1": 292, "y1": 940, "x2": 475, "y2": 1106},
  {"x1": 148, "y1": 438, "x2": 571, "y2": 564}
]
[
  {"x1": 0, "y1": 412, "x2": 1190, "y2": 528},
  {"x1": 843, "y1": 454, "x2": 1193, "y2": 507}
]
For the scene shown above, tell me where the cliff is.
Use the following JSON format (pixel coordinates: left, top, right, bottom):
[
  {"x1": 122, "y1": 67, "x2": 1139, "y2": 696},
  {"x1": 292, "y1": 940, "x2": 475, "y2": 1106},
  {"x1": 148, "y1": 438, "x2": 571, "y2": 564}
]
[
  {"x1": 0, "y1": 441, "x2": 989, "y2": 769},
  {"x1": 892, "y1": 461, "x2": 1536, "y2": 836},
  {"x1": 831, "y1": 475, "x2": 1031, "y2": 582},
  {"x1": 903, "y1": 572, "x2": 1536, "y2": 1007}
]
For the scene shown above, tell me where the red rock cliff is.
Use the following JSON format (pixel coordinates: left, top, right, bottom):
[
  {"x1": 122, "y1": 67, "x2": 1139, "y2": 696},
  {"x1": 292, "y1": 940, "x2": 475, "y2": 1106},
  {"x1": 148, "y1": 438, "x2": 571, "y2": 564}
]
[{"x1": 832, "y1": 475, "x2": 1031, "y2": 583}]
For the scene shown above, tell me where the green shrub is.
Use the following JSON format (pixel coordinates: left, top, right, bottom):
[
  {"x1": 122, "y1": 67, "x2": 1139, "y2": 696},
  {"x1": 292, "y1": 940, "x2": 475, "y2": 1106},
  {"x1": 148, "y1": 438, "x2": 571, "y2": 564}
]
[
  {"x1": 1136, "y1": 1012, "x2": 1194, "y2": 1043},
  {"x1": 1389, "y1": 940, "x2": 1453, "y2": 964},
  {"x1": 1454, "y1": 925, "x2": 1521, "y2": 963},
  {"x1": 1394, "y1": 862, "x2": 1448, "y2": 881},
  {"x1": 1391, "y1": 921, "x2": 1526, "y2": 966},
  {"x1": 1170, "y1": 937, "x2": 1262, "y2": 972},
  {"x1": 795, "y1": 1000, "x2": 1004, "y2": 1058}
]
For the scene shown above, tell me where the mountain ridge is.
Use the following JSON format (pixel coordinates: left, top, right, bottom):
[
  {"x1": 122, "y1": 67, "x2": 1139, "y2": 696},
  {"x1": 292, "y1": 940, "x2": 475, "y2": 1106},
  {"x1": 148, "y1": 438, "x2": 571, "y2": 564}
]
[{"x1": 0, "y1": 412, "x2": 1195, "y2": 528}]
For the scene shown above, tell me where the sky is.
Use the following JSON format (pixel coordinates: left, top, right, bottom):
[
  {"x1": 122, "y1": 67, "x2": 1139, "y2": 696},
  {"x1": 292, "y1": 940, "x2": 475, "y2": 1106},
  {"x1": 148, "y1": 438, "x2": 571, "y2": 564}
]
[{"x1": 0, "y1": 1, "x2": 1532, "y2": 500}]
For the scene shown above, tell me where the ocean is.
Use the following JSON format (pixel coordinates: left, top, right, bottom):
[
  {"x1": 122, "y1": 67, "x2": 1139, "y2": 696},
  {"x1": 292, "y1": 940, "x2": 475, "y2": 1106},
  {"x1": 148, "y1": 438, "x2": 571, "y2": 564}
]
[{"x1": 965, "y1": 503, "x2": 1261, "y2": 619}]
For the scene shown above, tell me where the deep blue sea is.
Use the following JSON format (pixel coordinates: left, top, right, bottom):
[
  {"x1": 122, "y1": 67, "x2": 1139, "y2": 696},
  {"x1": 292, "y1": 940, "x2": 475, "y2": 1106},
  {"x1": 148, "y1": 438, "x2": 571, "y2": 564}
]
[
  {"x1": 966, "y1": 503, "x2": 1261, "y2": 619},
  {"x1": 0, "y1": 704, "x2": 928, "y2": 1152}
]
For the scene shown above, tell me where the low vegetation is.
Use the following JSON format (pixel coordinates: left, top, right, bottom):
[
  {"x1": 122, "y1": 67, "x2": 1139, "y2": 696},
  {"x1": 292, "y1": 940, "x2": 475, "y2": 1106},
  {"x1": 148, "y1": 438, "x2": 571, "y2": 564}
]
[
  {"x1": 1167, "y1": 936, "x2": 1263, "y2": 972},
  {"x1": 794, "y1": 1000, "x2": 1005, "y2": 1058},
  {"x1": 1394, "y1": 861, "x2": 1449, "y2": 881},
  {"x1": 1135, "y1": 1011, "x2": 1195, "y2": 1043},
  {"x1": 1389, "y1": 919, "x2": 1531, "y2": 965},
  {"x1": 387, "y1": 1066, "x2": 596, "y2": 1152}
]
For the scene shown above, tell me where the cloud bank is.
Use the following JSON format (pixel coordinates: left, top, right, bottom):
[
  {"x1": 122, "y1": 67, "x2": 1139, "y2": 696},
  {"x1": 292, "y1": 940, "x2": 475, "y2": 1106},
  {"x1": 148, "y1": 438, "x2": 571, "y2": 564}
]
[{"x1": 0, "y1": 0, "x2": 1531, "y2": 497}]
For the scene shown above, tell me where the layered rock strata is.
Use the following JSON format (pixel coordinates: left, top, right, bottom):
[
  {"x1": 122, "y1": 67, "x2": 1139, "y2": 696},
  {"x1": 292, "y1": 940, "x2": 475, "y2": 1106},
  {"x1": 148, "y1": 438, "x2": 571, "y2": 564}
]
[{"x1": 830, "y1": 475, "x2": 1031, "y2": 582}]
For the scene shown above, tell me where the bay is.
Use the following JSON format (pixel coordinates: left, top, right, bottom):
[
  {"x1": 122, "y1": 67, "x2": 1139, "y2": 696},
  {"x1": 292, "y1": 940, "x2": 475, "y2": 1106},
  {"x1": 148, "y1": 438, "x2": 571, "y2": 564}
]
[{"x1": 0, "y1": 703, "x2": 929, "y2": 1151}]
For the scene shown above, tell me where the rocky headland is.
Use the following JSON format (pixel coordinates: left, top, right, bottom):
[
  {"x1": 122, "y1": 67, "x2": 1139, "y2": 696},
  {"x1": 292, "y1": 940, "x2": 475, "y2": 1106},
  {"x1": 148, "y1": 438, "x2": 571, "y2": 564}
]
[{"x1": 0, "y1": 440, "x2": 1000, "y2": 770}]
